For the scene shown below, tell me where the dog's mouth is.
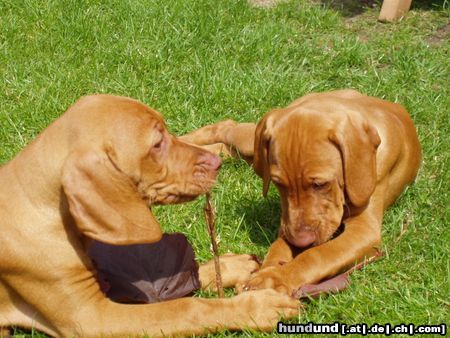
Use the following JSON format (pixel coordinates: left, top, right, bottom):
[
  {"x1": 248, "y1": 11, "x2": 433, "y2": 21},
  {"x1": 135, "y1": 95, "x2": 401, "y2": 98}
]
[
  {"x1": 142, "y1": 178, "x2": 216, "y2": 206},
  {"x1": 154, "y1": 193, "x2": 199, "y2": 205},
  {"x1": 286, "y1": 231, "x2": 317, "y2": 249},
  {"x1": 152, "y1": 183, "x2": 214, "y2": 205},
  {"x1": 284, "y1": 222, "x2": 346, "y2": 249}
]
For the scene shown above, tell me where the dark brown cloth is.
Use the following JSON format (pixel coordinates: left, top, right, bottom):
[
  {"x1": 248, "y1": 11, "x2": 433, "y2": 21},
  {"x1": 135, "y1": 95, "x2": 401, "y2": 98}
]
[{"x1": 88, "y1": 233, "x2": 201, "y2": 304}]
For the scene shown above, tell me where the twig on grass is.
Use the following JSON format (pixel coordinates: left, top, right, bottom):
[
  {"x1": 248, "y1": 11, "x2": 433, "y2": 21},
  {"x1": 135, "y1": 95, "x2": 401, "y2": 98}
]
[
  {"x1": 204, "y1": 193, "x2": 224, "y2": 298},
  {"x1": 395, "y1": 213, "x2": 411, "y2": 243},
  {"x1": 345, "y1": 249, "x2": 385, "y2": 275}
]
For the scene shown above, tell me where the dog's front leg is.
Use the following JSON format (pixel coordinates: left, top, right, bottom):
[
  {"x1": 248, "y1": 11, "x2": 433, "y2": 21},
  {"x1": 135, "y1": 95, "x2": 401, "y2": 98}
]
[
  {"x1": 235, "y1": 238, "x2": 295, "y2": 293},
  {"x1": 239, "y1": 208, "x2": 382, "y2": 295},
  {"x1": 70, "y1": 289, "x2": 299, "y2": 337},
  {"x1": 180, "y1": 120, "x2": 256, "y2": 161},
  {"x1": 4, "y1": 273, "x2": 298, "y2": 337},
  {"x1": 260, "y1": 237, "x2": 295, "y2": 269}
]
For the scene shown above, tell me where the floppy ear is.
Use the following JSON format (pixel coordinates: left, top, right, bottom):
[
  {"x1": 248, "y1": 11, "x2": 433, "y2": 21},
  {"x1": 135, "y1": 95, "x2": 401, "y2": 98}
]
[
  {"x1": 253, "y1": 114, "x2": 272, "y2": 197},
  {"x1": 61, "y1": 147, "x2": 163, "y2": 245},
  {"x1": 329, "y1": 117, "x2": 381, "y2": 208}
]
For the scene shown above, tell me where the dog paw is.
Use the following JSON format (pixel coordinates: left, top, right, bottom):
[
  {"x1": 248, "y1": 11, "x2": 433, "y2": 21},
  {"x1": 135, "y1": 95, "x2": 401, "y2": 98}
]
[
  {"x1": 232, "y1": 288, "x2": 300, "y2": 330},
  {"x1": 220, "y1": 253, "x2": 261, "y2": 287},
  {"x1": 236, "y1": 266, "x2": 293, "y2": 295},
  {"x1": 220, "y1": 254, "x2": 260, "y2": 287},
  {"x1": 199, "y1": 253, "x2": 261, "y2": 290}
]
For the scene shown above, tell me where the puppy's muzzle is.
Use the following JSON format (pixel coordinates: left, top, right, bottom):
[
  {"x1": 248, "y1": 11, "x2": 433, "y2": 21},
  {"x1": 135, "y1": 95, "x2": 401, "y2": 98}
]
[{"x1": 287, "y1": 229, "x2": 316, "y2": 248}]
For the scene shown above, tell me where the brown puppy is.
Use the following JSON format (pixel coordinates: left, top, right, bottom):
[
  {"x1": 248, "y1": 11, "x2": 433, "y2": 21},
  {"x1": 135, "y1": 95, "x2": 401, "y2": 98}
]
[
  {"x1": 181, "y1": 89, "x2": 421, "y2": 295},
  {"x1": 0, "y1": 95, "x2": 298, "y2": 337}
]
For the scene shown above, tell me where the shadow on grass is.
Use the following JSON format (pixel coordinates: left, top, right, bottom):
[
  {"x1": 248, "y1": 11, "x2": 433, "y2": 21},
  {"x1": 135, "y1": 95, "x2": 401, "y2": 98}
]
[
  {"x1": 411, "y1": 0, "x2": 448, "y2": 10},
  {"x1": 319, "y1": 0, "x2": 447, "y2": 17},
  {"x1": 320, "y1": 0, "x2": 379, "y2": 17},
  {"x1": 236, "y1": 194, "x2": 282, "y2": 247}
]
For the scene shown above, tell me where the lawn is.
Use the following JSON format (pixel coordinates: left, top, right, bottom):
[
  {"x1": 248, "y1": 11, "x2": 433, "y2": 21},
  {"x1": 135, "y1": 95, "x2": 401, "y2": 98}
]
[{"x1": 0, "y1": 0, "x2": 448, "y2": 337}]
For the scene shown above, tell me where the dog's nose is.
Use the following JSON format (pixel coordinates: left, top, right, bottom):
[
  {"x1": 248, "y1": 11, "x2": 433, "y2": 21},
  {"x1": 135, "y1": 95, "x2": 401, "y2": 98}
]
[
  {"x1": 290, "y1": 230, "x2": 316, "y2": 248},
  {"x1": 202, "y1": 153, "x2": 222, "y2": 171}
]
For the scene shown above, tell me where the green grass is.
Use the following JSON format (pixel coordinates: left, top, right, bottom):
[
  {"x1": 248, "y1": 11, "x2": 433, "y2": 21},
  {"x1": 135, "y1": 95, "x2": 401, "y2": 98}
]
[{"x1": 1, "y1": 0, "x2": 448, "y2": 337}]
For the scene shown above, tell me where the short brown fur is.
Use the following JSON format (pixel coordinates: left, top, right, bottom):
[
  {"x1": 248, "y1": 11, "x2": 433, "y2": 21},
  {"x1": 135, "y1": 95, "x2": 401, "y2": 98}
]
[
  {"x1": 182, "y1": 89, "x2": 421, "y2": 294},
  {"x1": 0, "y1": 95, "x2": 298, "y2": 336}
]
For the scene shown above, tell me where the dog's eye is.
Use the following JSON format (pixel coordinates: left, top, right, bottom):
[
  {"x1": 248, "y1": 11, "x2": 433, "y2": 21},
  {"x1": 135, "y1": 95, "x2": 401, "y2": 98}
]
[
  {"x1": 312, "y1": 181, "x2": 330, "y2": 190},
  {"x1": 151, "y1": 136, "x2": 165, "y2": 153},
  {"x1": 153, "y1": 139, "x2": 163, "y2": 150}
]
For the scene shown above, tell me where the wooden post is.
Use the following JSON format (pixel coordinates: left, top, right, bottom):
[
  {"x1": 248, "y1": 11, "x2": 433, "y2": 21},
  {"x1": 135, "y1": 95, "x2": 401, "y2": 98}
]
[{"x1": 379, "y1": 0, "x2": 412, "y2": 22}]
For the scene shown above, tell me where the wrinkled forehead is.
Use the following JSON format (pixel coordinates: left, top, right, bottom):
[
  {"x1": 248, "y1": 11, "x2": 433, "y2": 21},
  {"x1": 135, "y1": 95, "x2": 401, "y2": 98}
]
[
  {"x1": 97, "y1": 101, "x2": 168, "y2": 159},
  {"x1": 267, "y1": 111, "x2": 342, "y2": 177},
  {"x1": 110, "y1": 105, "x2": 162, "y2": 132},
  {"x1": 118, "y1": 101, "x2": 165, "y2": 128},
  {"x1": 65, "y1": 95, "x2": 168, "y2": 152}
]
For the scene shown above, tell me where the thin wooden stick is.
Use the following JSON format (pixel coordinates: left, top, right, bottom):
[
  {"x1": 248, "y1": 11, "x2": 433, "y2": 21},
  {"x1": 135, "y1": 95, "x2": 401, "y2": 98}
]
[
  {"x1": 345, "y1": 249, "x2": 384, "y2": 275},
  {"x1": 204, "y1": 193, "x2": 224, "y2": 298}
]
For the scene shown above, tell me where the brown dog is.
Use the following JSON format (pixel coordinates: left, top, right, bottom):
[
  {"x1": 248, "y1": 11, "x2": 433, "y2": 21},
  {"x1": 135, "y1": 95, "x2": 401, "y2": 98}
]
[
  {"x1": 181, "y1": 89, "x2": 421, "y2": 295},
  {"x1": 0, "y1": 95, "x2": 299, "y2": 337}
]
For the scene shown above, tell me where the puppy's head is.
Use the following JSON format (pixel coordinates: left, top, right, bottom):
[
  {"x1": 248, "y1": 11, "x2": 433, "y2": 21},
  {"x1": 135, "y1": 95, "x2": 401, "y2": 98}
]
[
  {"x1": 254, "y1": 104, "x2": 380, "y2": 249},
  {"x1": 61, "y1": 95, "x2": 221, "y2": 245}
]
